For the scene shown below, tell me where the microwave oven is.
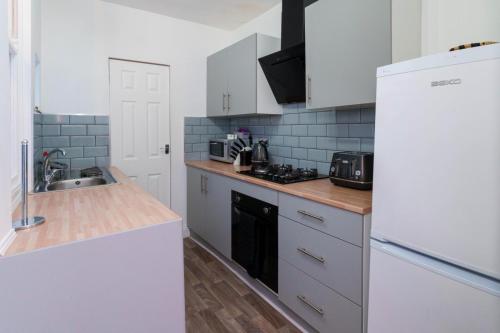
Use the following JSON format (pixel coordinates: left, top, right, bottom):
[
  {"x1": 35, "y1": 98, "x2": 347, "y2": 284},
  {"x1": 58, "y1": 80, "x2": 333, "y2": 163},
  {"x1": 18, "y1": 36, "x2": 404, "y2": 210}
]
[{"x1": 209, "y1": 139, "x2": 234, "y2": 163}]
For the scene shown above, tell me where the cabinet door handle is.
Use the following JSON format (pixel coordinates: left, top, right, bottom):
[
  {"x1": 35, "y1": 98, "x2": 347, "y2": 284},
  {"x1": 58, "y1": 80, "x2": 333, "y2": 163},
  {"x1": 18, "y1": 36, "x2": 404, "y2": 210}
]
[
  {"x1": 200, "y1": 175, "x2": 204, "y2": 193},
  {"x1": 227, "y1": 93, "x2": 231, "y2": 112},
  {"x1": 203, "y1": 175, "x2": 208, "y2": 193},
  {"x1": 222, "y1": 93, "x2": 226, "y2": 112},
  {"x1": 297, "y1": 247, "x2": 326, "y2": 264},
  {"x1": 297, "y1": 210, "x2": 324, "y2": 222},
  {"x1": 307, "y1": 76, "x2": 312, "y2": 105},
  {"x1": 297, "y1": 295, "x2": 324, "y2": 316}
]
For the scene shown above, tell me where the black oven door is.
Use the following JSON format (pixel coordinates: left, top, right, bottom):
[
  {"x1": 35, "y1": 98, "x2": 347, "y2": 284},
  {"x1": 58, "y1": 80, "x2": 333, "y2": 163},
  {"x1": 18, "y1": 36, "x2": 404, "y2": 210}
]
[{"x1": 231, "y1": 191, "x2": 278, "y2": 293}]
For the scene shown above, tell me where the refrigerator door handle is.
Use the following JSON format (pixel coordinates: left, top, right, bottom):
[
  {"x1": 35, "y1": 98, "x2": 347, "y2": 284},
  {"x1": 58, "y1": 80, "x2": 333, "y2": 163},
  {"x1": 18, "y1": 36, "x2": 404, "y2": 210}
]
[{"x1": 371, "y1": 239, "x2": 500, "y2": 297}]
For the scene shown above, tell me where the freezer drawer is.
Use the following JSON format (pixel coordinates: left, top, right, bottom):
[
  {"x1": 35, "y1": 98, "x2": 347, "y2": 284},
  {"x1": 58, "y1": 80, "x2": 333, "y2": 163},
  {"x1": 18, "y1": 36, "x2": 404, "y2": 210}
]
[
  {"x1": 279, "y1": 216, "x2": 363, "y2": 304},
  {"x1": 279, "y1": 258, "x2": 362, "y2": 333},
  {"x1": 368, "y1": 240, "x2": 500, "y2": 333}
]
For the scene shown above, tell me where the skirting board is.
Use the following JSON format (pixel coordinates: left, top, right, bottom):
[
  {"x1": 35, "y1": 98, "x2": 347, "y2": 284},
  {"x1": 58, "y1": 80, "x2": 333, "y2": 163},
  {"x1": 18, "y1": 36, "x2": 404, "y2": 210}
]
[
  {"x1": 0, "y1": 229, "x2": 17, "y2": 256},
  {"x1": 189, "y1": 235, "x2": 314, "y2": 333}
]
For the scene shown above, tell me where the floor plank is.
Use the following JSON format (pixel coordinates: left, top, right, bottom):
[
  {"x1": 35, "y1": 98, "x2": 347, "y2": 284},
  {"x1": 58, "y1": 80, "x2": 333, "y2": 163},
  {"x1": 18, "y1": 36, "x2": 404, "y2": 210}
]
[
  {"x1": 185, "y1": 238, "x2": 301, "y2": 333},
  {"x1": 243, "y1": 293, "x2": 290, "y2": 330}
]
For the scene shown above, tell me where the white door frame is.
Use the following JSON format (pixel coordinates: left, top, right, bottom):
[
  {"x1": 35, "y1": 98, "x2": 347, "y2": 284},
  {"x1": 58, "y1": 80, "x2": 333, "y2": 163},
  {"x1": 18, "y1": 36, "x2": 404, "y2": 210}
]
[{"x1": 108, "y1": 58, "x2": 172, "y2": 207}]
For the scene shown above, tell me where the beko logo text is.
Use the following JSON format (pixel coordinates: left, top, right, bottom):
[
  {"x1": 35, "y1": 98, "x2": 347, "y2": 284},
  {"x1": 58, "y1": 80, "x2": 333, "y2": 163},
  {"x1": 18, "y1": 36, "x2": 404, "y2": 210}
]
[{"x1": 431, "y1": 79, "x2": 462, "y2": 87}]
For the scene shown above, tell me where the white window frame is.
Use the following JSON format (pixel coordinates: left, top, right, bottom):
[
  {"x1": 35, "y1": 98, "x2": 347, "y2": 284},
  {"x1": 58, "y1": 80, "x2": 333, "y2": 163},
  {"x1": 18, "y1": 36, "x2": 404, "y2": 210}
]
[{"x1": 8, "y1": 0, "x2": 33, "y2": 209}]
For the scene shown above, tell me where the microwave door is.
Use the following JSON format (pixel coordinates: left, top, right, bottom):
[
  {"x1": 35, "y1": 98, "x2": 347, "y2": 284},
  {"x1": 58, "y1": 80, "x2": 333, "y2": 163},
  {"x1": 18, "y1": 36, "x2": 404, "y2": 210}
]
[{"x1": 210, "y1": 142, "x2": 224, "y2": 157}]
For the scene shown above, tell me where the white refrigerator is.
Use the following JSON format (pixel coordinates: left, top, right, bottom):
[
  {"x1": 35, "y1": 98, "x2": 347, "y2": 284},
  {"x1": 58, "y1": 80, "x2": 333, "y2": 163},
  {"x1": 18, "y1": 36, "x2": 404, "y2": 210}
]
[{"x1": 368, "y1": 44, "x2": 500, "y2": 333}]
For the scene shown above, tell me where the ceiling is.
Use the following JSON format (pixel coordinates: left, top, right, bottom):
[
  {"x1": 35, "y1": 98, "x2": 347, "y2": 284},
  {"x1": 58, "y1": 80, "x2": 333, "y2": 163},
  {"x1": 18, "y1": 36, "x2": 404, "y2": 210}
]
[{"x1": 101, "y1": 0, "x2": 281, "y2": 30}]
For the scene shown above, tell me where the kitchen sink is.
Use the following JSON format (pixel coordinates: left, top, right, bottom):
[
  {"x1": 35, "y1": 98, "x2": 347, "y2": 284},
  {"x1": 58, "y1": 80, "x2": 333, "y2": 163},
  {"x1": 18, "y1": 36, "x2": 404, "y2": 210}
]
[
  {"x1": 46, "y1": 177, "x2": 108, "y2": 191},
  {"x1": 35, "y1": 167, "x2": 117, "y2": 192}
]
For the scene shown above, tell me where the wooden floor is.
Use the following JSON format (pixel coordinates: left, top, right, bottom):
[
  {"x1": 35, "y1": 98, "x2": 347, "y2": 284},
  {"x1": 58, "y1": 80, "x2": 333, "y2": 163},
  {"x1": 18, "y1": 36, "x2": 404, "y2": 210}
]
[{"x1": 184, "y1": 238, "x2": 301, "y2": 333}]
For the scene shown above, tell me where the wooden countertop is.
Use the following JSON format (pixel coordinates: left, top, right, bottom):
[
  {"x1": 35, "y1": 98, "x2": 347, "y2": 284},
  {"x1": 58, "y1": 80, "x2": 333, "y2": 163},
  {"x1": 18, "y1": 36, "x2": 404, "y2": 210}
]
[
  {"x1": 185, "y1": 160, "x2": 372, "y2": 215},
  {"x1": 6, "y1": 167, "x2": 182, "y2": 256}
]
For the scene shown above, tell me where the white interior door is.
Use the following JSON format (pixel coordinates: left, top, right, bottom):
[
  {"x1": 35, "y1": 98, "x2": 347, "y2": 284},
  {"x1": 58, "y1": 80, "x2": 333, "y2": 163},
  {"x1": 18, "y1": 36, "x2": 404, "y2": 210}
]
[{"x1": 109, "y1": 59, "x2": 171, "y2": 206}]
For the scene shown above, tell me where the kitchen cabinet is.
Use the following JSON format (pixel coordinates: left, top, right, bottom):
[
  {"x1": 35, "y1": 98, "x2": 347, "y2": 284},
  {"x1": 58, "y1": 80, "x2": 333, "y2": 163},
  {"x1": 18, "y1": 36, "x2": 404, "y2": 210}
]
[
  {"x1": 204, "y1": 171, "x2": 232, "y2": 258},
  {"x1": 187, "y1": 167, "x2": 204, "y2": 238},
  {"x1": 279, "y1": 216, "x2": 363, "y2": 305},
  {"x1": 187, "y1": 167, "x2": 231, "y2": 257},
  {"x1": 278, "y1": 192, "x2": 371, "y2": 333},
  {"x1": 207, "y1": 47, "x2": 229, "y2": 117},
  {"x1": 206, "y1": 33, "x2": 282, "y2": 117},
  {"x1": 186, "y1": 164, "x2": 371, "y2": 332},
  {"x1": 305, "y1": 0, "x2": 391, "y2": 109}
]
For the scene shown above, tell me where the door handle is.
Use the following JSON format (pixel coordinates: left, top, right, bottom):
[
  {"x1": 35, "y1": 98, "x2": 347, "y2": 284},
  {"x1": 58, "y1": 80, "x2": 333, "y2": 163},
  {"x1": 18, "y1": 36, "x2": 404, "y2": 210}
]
[
  {"x1": 307, "y1": 76, "x2": 312, "y2": 105},
  {"x1": 222, "y1": 93, "x2": 226, "y2": 112},
  {"x1": 160, "y1": 144, "x2": 170, "y2": 155},
  {"x1": 201, "y1": 175, "x2": 208, "y2": 193},
  {"x1": 227, "y1": 93, "x2": 231, "y2": 112},
  {"x1": 203, "y1": 175, "x2": 208, "y2": 193}
]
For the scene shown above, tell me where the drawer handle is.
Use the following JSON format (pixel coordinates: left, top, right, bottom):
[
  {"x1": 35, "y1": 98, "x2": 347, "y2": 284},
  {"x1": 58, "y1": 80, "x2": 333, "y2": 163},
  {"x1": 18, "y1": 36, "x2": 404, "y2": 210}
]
[
  {"x1": 297, "y1": 210, "x2": 324, "y2": 222},
  {"x1": 297, "y1": 295, "x2": 324, "y2": 316},
  {"x1": 297, "y1": 247, "x2": 326, "y2": 264}
]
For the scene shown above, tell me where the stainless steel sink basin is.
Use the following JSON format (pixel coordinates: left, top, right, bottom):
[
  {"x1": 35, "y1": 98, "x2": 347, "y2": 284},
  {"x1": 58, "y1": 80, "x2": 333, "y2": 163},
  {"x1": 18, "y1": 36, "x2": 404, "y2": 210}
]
[
  {"x1": 46, "y1": 177, "x2": 108, "y2": 191},
  {"x1": 35, "y1": 167, "x2": 117, "y2": 192}
]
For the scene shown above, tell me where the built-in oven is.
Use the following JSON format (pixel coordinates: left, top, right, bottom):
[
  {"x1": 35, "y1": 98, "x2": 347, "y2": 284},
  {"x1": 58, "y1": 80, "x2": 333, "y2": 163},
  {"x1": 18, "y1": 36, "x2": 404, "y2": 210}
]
[
  {"x1": 231, "y1": 191, "x2": 278, "y2": 293},
  {"x1": 209, "y1": 139, "x2": 234, "y2": 163}
]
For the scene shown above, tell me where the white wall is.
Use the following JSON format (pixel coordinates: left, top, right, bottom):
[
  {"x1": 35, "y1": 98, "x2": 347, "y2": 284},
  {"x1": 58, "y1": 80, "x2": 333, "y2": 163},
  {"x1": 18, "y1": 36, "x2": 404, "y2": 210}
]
[
  {"x1": 422, "y1": 0, "x2": 500, "y2": 55},
  {"x1": 392, "y1": 0, "x2": 422, "y2": 62},
  {"x1": 0, "y1": 1, "x2": 13, "y2": 245},
  {"x1": 41, "y1": 0, "x2": 230, "y2": 230},
  {"x1": 230, "y1": 3, "x2": 281, "y2": 43}
]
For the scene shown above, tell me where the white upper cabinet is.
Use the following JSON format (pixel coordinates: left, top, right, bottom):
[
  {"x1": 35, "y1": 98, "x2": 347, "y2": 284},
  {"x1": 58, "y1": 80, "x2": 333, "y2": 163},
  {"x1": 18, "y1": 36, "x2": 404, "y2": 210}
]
[
  {"x1": 305, "y1": 0, "x2": 392, "y2": 109},
  {"x1": 207, "y1": 33, "x2": 283, "y2": 117}
]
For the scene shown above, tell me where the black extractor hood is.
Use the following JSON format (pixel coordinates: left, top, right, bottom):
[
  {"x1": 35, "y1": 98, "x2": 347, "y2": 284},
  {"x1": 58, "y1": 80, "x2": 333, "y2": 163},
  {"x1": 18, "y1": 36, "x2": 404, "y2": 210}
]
[{"x1": 259, "y1": 0, "x2": 315, "y2": 104}]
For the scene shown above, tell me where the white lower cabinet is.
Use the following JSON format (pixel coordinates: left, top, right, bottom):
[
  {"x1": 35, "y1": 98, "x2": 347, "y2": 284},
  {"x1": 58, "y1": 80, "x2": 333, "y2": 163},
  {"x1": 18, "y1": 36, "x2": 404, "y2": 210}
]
[
  {"x1": 279, "y1": 258, "x2": 362, "y2": 333},
  {"x1": 187, "y1": 167, "x2": 231, "y2": 258},
  {"x1": 187, "y1": 167, "x2": 369, "y2": 332}
]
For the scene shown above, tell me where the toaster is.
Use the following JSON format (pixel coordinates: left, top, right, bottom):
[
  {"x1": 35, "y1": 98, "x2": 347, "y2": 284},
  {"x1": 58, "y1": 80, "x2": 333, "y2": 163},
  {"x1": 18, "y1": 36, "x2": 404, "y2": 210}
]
[{"x1": 330, "y1": 151, "x2": 374, "y2": 190}]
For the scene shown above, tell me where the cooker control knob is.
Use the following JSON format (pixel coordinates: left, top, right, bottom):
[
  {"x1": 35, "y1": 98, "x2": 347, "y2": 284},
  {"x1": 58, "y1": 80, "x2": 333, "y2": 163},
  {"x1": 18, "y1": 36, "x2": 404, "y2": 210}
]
[{"x1": 263, "y1": 207, "x2": 271, "y2": 215}]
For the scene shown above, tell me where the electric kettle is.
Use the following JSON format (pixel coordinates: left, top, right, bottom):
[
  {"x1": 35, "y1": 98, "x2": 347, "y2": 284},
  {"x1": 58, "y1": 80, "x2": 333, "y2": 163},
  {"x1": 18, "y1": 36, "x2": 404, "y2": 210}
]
[{"x1": 251, "y1": 139, "x2": 269, "y2": 165}]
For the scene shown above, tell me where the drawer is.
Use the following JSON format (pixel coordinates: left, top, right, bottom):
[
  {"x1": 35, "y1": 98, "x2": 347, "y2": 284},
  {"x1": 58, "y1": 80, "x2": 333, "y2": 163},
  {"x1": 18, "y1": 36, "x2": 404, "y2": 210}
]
[
  {"x1": 279, "y1": 193, "x2": 363, "y2": 246},
  {"x1": 279, "y1": 216, "x2": 362, "y2": 305},
  {"x1": 279, "y1": 259, "x2": 362, "y2": 333}
]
